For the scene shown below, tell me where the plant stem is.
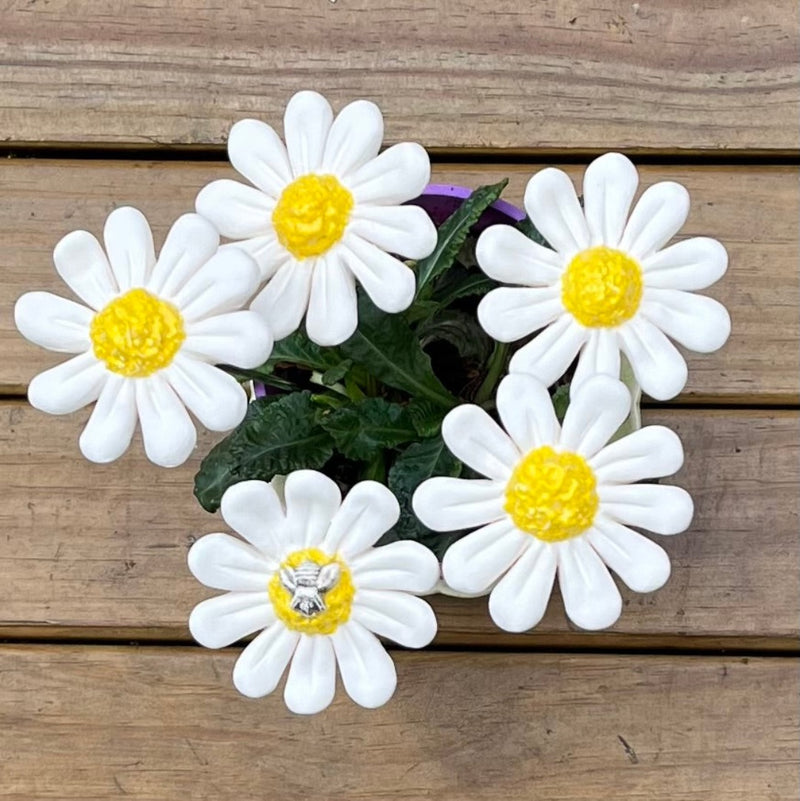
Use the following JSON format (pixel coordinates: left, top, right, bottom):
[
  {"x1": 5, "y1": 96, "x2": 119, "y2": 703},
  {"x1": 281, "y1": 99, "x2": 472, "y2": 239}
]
[{"x1": 474, "y1": 342, "x2": 509, "y2": 405}]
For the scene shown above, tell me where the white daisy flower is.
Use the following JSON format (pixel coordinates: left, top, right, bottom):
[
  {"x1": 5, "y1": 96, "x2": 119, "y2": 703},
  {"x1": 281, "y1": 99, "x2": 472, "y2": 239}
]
[
  {"x1": 14, "y1": 208, "x2": 273, "y2": 468},
  {"x1": 413, "y1": 374, "x2": 693, "y2": 632},
  {"x1": 475, "y1": 153, "x2": 732, "y2": 400},
  {"x1": 195, "y1": 90, "x2": 438, "y2": 346},
  {"x1": 188, "y1": 472, "x2": 439, "y2": 714}
]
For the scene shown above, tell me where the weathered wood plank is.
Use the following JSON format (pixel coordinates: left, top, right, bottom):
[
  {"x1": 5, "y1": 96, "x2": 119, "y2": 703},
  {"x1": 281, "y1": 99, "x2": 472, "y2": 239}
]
[
  {"x1": 0, "y1": 402, "x2": 796, "y2": 648},
  {"x1": 1, "y1": 160, "x2": 796, "y2": 402},
  {"x1": 0, "y1": 645, "x2": 796, "y2": 800},
  {"x1": 0, "y1": 1, "x2": 797, "y2": 152}
]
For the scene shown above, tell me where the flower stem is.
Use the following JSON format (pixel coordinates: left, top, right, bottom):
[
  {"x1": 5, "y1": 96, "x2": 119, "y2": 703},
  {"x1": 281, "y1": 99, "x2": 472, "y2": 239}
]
[{"x1": 474, "y1": 342, "x2": 509, "y2": 405}]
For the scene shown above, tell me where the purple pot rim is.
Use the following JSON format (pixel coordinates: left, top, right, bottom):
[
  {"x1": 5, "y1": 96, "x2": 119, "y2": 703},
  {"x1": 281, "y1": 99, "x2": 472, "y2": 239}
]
[{"x1": 421, "y1": 183, "x2": 525, "y2": 222}]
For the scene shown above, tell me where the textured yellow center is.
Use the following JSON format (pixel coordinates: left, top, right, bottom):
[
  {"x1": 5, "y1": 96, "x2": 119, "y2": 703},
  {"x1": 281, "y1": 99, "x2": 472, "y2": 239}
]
[
  {"x1": 505, "y1": 446, "x2": 599, "y2": 542},
  {"x1": 561, "y1": 246, "x2": 643, "y2": 327},
  {"x1": 272, "y1": 174, "x2": 354, "y2": 259},
  {"x1": 268, "y1": 547, "x2": 354, "y2": 635},
  {"x1": 90, "y1": 288, "x2": 185, "y2": 378}
]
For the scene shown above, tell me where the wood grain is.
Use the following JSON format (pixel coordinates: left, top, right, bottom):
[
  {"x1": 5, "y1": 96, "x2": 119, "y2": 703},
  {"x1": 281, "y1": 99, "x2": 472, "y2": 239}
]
[
  {"x1": 1, "y1": 160, "x2": 796, "y2": 403},
  {"x1": 0, "y1": 644, "x2": 796, "y2": 800},
  {"x1": 0, "y1": 1, "x2": 797, "y2": 153},
  {"x1": 0, "y1": 401, "x2": 796, "y2": 648}
]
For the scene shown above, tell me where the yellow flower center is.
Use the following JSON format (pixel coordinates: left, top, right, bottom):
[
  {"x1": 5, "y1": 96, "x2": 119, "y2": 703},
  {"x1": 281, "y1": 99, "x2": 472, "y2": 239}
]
[
  {"x1": 90, "y1": 288, "x2": 185, "y2": 378},
  {"x1": 268, "y1": 547, "x2": 354, "y2": 636},
  {"x1": 561, "y1": 246, "x2": 643, "y2": 327},
  {"x1": 272, "y1": 174, "x2": 354, "y2": 260},
  {"x1": 505, "y1": 445, "x2": 599, "y2": 542}
]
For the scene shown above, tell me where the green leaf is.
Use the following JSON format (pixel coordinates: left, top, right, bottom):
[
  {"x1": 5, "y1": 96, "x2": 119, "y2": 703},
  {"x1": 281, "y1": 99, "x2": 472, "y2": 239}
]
[
  {"x1": 418, "y1": 309, "x2": 494, "y2": 364},
  {"x1": 432, "y1": 266, "x2": 496, "y2": 308},
  {"x1": 265, "y1": 330, "x2": 344, "y2": 373},
  {"x1": 406, "y1": 398, "x2": 445, "y2": 438},
  {"x1": 193, "y1": 391, "x2": 334, "y2": 512},
  {"x1": 551, "y1": 383, "x2": 571, "y2": 422},
  {"x1": 382, "y1": 436, "x2": 464, "y2": 560},
  {"x1": 321, "y1": 359, "x2": 353, "y2": 386},
  {"x1": 517, "y1": 215, "x2": 549, "y2": 248},
  {"x1": 340, "y1": 294, "x2": 457, "y2": 407},
  {"x1": 319, "y1": 398, "x2": 417, "y2": 461},
  {"x1": 416, "y1": 179, "x2": 509, "y2": 296},
  {"x1": 610, "y1": 355, "x2": 642, "y2": 443}
]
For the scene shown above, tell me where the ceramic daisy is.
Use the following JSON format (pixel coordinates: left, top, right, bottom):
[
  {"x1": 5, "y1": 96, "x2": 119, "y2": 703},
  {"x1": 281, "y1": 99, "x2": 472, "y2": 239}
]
[
  {"x1": 413, "y1": 373, "x2": 693, "y2": 632},
  {"x1": 188, "y1": 472, "x2": 439, "y2": 714},
  {"x1": 475, "y1": 152, "x2": 731, "y2": 400},
  {"x1": 195, "y1": 90, "x2": 438, "y2": 346},
  {"x1": 14, "y1": 207, "x2": 273, "y2": 468}
]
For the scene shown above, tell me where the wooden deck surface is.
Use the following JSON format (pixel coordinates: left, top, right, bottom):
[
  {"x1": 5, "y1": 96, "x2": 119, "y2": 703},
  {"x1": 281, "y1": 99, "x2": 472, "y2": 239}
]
[{"x1": 0, "y1": 2, "x2": 797, "y2": 799}]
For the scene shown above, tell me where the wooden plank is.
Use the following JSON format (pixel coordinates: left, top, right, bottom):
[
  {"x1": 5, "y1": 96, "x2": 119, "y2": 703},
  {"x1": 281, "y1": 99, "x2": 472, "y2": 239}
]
[
  {"x1": 0, "y1": 1, "x2": 797, "y2": 153},
  {"x1": 0, "y1": 645, "x2": 796, "y2": 800},
  {"x1": 1, "y1": 160, "x2": 796, "y2": 403},
  {"x1": 0, "y1": 402, "x2": 796, "y2": 648}
]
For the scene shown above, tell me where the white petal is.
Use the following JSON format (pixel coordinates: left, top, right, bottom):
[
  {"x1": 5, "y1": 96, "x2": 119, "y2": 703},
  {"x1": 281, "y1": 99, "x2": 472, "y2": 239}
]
[
  {"x1": 570, "y1": 329, "x2": 621, "y2": 394},
  {"x1": 321, "y1": 99, "x2": 384, "y2": 177},
  {"x1": 184, "y1": 311, "x2": 274, "y2": 369},
  {"x1": 619, "y1": 181, "x2": 690, "y2": 260},
  {"x1": 103, "y1": 206, "x2": 155, "y2": 291},
  {"x1": 165, "y1": 356, "x2": 247, "y2": 432},
  {"x1": 347, "y1": 142, "x2": 430, "y2": 205},
  {"x1": 508, "y1": 315, "x2": 588, "y2": 386},
  {"x1": 476, "y1": 224, "x2": 563, "y2": 286},
  {"x1": 220, "y1": 480, "x2": 287, "y2": 556},
  {"x1": 412, "y1": 477, "x2": 505, "y2": 532},
  {"x1": 442, "y1": 404, "x2": 519, "y2": 481},
  {"x1": 331, "y1": 621, "x2": 397, "y2": 709},
  {"x1": 284, "y1": 90, "x2": 333, "y2": 177},
  {"x1": 488, "y1": 539, "x2": 557, "y2": 632},
  {"x1": 134, "y1": 374, "x2": 196, "y2": 468},
  {"x1": 339, "y1": 235, "x2": 415, "y2": 313},
  {"x1": 323, "y1": 480, "x2": 399, "y2": 558},
  {"x1": 284, "y1": 634, "x2": 337, "y2": 715},
  {"x1": 640, "y1": 288, "x2": 731, "y2": 354},
  {"x1": 352, "y1": 590, "x2": 437, "y2": 648},
  {"x1": 232, "y1": 623, "x2": 299, "y2": 698},
  {"x1": 173, "y1": 247, "x2": 260, "y2": 322},
  {"x1": 78, "y1": 374, "x2": 137, "y2": 463},
  {"x1": 582, "y1": 152, "x2": 639, "y2": 248},
  {"x1": 599, "y1": 483, "x2": 694, "y2": 535},
  {"x1": 14, "y1": 291, "x2": 91, "y2": 353},
  {"x1": 348, "y1": 204, "x2": 436, "y2": 259},
  {"x1": 305, "y1": 251, "x2": 358, "y2": 346},
  {"x1": 27, "y1": 352, "x2": 107, "y2": 415},
  {"x1": 250, "y1": 260, "x2": 313, "y2": 341},
  {"x1": 642, "y1": 237, "x2": 728, "y2": 291},
  {"x1": 147, "y1": 214, "x2": 220, "y2": 299},
  {"x1": 557, "y1": 537, "x2": 622, "y2": 630},
  {"x1": 219, "y1": 234, "x2": 288, "y2": 283},
  {"x1": 283, "y1": 470, "x2": 342, "y2": 549},
  {"x1": 350, "y1": 540, "x2": 440, "y2": 593},
  {"x1": 523, "y1": 168, "x2": 590, "y2": 256},
  {"x1": 590, "y1": 425, "x2": 684, "y2": 484},
  {"x1": 195, "y1": 179, "x2": 273, "y2": 240},
  {"x1": 559, "y1": 375, "x2": 631, "y2": 457},
  {"x1": 227, "y1": 118, "x2": 292, "y2": 197},
  {"x1": 478, "y1": 286, "x2": 562, "y2": 343},
  {"x1": 588, "y1": 516, "x2": 671, "y2": 593},
  {"x1": 618, "y1": 316, "x2": 688, "y2": 401},
  {"x1": 496, "y1": 373, "x2": 560, "y2": 453},
  {"x1": 189, "y1": 592, "x2": 275, "y2": 649},
  {"x1": 441, "y1": 518, "x2": 530, "y2": 595},
  {"x1": 53, "y1": 230, "x2": 117, "y2": 310},
  {"x1": 187, "y1": 532, "x2": 275, "y2": 591}
]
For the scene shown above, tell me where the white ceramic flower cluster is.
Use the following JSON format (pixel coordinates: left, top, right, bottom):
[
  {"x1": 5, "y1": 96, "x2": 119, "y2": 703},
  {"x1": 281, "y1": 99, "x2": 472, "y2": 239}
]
[{"x1": 14, "y1": 90, "x2": 731, "y2": 714}]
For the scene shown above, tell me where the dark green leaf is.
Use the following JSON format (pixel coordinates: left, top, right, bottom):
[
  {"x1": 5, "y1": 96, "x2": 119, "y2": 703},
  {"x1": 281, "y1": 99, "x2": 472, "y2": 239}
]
[
  {"x1": 516, "y1": 215, "x2": 549, "y2": 248},
  {"x1": 406, "y1": 398, "x2": 445, "y2": 438},
  {"x1": 319, "y1": 397, "x2": 417, "y2": 461},
  {"x1": 382, "y1": 436, "x2": 464, "y2": 560},
  {"x1": 416, "y1": 179, "x2": 509, "y2": 296},
  {"x1": 432, "y1": 266, "x2": 496, "y2": 308},
  {"x1": 340, "y1": 294, "x2": 457, "y2": 407},
  {"x1": 265, "y1": 330, "x2": 344, "y2": 374},
  {"x1": 321, "y1": 359, "x2": 353, "y2": 386},
  {"x1": 551, "y1": 383, "x2": 570, "y2": 422},
  {"x1": 193, "y1": 391, "x2": 334, "y2": 512},
  {"x1": 418, "y1": 309, "x2": 494, "y2": 364}
]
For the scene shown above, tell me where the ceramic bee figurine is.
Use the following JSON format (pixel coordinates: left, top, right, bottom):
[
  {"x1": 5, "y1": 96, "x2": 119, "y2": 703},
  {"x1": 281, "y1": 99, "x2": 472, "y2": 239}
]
[{"x1": 279, "y1": 560, "x2": 342, "y2": 617}]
